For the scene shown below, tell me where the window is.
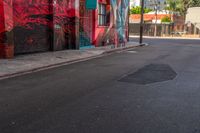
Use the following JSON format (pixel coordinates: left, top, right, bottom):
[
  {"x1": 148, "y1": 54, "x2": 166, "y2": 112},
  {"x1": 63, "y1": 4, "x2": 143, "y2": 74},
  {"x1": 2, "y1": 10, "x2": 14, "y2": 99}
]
[{"x1": 98, "y1": 3, "x2": 107, "y2": 26}]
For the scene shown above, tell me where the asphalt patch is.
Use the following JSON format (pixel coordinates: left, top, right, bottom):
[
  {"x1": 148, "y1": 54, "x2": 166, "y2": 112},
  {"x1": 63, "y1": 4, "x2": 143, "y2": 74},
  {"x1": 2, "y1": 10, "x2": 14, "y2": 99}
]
[{"x1": 119, "y1": 64, "x2": 177, "y2": 85}]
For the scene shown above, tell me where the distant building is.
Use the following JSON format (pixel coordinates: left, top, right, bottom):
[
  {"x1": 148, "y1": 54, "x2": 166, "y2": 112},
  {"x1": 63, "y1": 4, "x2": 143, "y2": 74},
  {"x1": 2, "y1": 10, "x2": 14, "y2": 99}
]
[
  {"x1": 146, "y1": 0, "x2": 166, "y2": 10},
  {"x1": 130, "y1": 10, "x2": 184, "y2": 24},
  {"x1": 130, "y1": 0, "x2": 140, "y2": 7},
  {"x1": 186, "y1": 7, "x2": 200, "y2": 31},
  {"x1": 129, "y1": 13, "x2": 171, "y2": 24},
  {"x1": 130, "y1": 0, "x2": 167, "y2": 10}
]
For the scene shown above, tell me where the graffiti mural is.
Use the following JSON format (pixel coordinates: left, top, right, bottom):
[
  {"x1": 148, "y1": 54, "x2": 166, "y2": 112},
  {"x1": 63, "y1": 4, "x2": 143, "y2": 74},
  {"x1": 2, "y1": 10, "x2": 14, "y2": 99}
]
[
  {"x1": 53, "y1": 0, "x2": 78, "y2": 50},
  {"x1": 0, "y1": 0, "x2": 128, "y2": 57},
  {"x1": 0, "y1": 0, "x2": 78, "y2": 54},
  {"x1": 116, "y1": 0, "x2": 129, "y2": 42},
  {"x1": 0, "y1": 0, "x2": 14, "y2": 45},
  {"x1": 93, "y1": 0, "x2": 129, "y2": 46},
  {"x1": 79, "y1": 0, "x2": 93, "y2": 48}
]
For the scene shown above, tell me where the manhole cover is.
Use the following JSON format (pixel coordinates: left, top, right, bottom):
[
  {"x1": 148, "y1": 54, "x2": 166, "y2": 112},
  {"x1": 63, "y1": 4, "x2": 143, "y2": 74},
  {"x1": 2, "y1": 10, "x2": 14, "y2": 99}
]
[{"x1": 119, "y1": 64, "x2": 177, "y2": 85}]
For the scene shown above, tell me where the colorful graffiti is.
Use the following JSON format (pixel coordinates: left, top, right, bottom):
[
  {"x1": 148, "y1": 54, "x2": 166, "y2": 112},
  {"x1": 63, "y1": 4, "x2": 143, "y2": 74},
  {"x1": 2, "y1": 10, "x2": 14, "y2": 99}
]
[
  {"x1": 53, "y1": 0, "x2": 78, "y2": 50},
  {"x1": 0, "y1": 0, "x2": 78, "y2": 54},
  {"x1": 79, "y1": 0, "x2": 93, "y2": 48},
  {"x1": 116, "y1": 0, "x2": 129, "y2": 42},
  {"x1": 0, "y1": 0, "x2": 13, "y2": 45},
  {"x1": 93, "y1": 0, "x2": 129, "y2": 46},
  {"x1": 0, "y1": 0, "x2": 128, "y2": 56}
]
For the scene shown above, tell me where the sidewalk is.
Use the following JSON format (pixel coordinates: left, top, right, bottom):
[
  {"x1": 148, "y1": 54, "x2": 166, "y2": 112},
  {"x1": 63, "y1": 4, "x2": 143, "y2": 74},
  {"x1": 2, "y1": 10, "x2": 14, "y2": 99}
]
[
  {"x1": 0, "y1": 41, "x2": 141, "y2": 80},
  {"x1": 130, "y1": 35, "x2": 200, "y2": 40}
]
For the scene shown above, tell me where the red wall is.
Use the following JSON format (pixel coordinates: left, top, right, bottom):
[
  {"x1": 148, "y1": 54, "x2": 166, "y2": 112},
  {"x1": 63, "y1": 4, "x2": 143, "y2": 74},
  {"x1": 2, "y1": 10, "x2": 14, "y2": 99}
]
[
  {"x1": 0, "y1": 0, "x2": 129, "y2": 57},
  {"x1": 93, "y1": 0, "x2": 129, "y2": 47},
  {"x1": 92, "y1": 0, "x2": 114, "y2": 46},
  {"x1": 0, "y1": 0, "x2": 78, "y2": 54}
]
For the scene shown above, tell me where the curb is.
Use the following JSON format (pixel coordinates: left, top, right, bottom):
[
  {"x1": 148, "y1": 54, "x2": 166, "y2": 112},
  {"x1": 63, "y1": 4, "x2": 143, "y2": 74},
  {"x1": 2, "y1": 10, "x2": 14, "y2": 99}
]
[
  {"x1": 103, "y1": 43, "x2": 144, "y2": 54},
  {"x1": 130, "y1": 35, "x2": 200, "y2": 40},
  {"x1": 0, "y1": 43, "x2": 143, "y2": 80},
  {"x1": 0, "y1": 54, "x2": 105, "y2": 80}
]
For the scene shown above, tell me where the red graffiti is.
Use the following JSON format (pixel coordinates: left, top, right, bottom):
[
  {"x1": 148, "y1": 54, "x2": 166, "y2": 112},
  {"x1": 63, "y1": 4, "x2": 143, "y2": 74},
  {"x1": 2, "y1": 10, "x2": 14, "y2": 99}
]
[{"x1": 0, "y1": 0, "x2": 77, "y2": 32}]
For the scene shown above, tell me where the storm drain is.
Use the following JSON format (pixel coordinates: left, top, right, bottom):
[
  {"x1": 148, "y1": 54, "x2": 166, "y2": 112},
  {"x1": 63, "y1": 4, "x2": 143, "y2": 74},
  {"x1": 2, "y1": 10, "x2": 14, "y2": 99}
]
[{"x1": 119, "y1": 64, "x2": 177, "y2": 85}]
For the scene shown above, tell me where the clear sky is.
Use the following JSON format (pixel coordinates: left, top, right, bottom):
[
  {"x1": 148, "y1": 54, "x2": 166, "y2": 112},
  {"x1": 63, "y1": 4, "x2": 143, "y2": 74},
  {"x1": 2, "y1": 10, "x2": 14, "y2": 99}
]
[
  {"x1": 130, "y1": 0, "x2": 166, "y2": 9},
  {"x1": 130, "y1": 0, "x2": 140, "y2": 7}
]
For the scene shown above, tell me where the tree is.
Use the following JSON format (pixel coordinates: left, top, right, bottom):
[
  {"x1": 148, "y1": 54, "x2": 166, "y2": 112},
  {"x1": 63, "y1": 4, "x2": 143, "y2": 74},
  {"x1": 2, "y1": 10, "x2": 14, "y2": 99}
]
[
  {"x1": 164, "y1": 0, "x2": 181, "y2": 22},
  {"x1": 130, "y1": 6, "x2": 141, "y2": 14},
  {"x1": 130, "y1": 6, "x2": 152, "y2": 14},
  {"x1": 191, "y1": 0, "x2": 200, "y2": 7},
  {"x1": 178, "y1": 0, "x2": 193, "y2": 17},
  {"x1": 161, "y1": 16, "x2": 171, "y2": 23},
  {"x1": 165, "y1": 0, "x2": 195, "y2": 19},
  {"x1": 165, "y1": 0, "x2": 180, "y2": 12}
]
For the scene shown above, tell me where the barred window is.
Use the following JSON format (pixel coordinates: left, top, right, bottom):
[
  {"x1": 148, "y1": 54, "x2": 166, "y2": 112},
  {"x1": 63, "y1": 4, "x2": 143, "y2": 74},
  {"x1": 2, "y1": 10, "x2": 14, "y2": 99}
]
[{"x1": 98, "y1": 3, "x2": 107, "y2": 26}]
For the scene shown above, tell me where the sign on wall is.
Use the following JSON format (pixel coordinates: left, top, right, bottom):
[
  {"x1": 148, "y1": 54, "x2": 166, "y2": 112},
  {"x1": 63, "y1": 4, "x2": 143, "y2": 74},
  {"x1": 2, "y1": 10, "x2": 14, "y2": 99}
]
[{"x1": 86, "y1": 0, "x2": 97, "y2": 9}]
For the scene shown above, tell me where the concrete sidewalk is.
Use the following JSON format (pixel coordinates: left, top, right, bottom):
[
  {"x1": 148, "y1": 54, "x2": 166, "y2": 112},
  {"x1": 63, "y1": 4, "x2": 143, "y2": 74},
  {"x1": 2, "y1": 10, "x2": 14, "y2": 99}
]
[
  {"x1": 130, "y1": 35, "x2": 200, "y2": 40},
  {"x1": 0, "y1": 41, "x2": 141, "y2": 79}
]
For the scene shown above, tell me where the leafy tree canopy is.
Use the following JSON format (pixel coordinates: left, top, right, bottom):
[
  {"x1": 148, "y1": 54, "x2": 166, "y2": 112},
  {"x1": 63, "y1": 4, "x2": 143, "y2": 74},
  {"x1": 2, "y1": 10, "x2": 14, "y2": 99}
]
[
  {"x1": 191, "y1": 0, "x2": 200, "y2": 7},
  {"x1": 130, "y1": 6, "x2": 152, "y2": 14},
  {"x1": 165, "y1": 0, "x2": 198, "y2": 17}
]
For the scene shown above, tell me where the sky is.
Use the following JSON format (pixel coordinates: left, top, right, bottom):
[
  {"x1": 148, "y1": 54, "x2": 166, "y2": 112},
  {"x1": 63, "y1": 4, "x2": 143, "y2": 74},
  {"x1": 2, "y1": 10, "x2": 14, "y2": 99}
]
[
  {"x1": 130, "y1": 0, "x2": 166, "y2": 9},
  {"x1": 130, "y1": 0, "x2": 140, "y2": 7}
]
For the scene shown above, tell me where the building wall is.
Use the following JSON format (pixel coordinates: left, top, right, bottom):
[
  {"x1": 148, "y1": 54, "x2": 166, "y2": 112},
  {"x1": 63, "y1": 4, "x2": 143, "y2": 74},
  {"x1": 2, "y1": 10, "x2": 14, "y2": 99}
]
[
  {"x1": 0, "y1": 0, "x2": 14, "y2": 45},
  {"x1": 93, "y1": 0, "x2": 129, "y2": 46},
  {"x1": 79, "y1": 0, "x2": 93, "y2": 47},
  {"x1": 12, "y1": 0, "x2": 52, "y2": 53},
  {"x1": 186, "y1": 7, "x2": 200, "y2": 31},
  {"x1": 0, "y1": 0, "x2": 128, "y2": 57},
  {"x1": 53, "y1": 0, "x2": 79, "y2": 50},
  {"x1": 0, "y1": 0, "x2": 78, "y2": 54}
]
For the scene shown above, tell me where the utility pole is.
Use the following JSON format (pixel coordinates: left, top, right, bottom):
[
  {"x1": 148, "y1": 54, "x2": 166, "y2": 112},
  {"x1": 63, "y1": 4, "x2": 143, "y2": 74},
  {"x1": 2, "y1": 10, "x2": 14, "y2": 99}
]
[
  {"x1": 139, "y1": 0, "x2": 144, "y2": 44},
  {"x1": 154, "y1": 1, "x2": 160, "y2": 37},
  {"x1": 154, "y1": 4, "x2": 158, "y2": 37},
  {"x1": 128, "y1": 0, "x2": 130, "y2": 42}
]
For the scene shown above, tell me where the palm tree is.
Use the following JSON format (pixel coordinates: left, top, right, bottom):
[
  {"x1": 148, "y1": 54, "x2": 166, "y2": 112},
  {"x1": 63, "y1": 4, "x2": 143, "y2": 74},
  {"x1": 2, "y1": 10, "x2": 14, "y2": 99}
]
[
  {"x1": 165, "y1": 0, "x2": 180, "y2": 22},
  {"x1": 165, "y1": 0, "x2": 194, "y2": 19},
  {"x1": 178, "y1": 0, "x2": 193, "y2": 19},
  {"x1": 191, "y1": 0, "x2": 200, "y2": 7},
  {"x1": 165, "y1": 0, "x2": 179, "y2": 12}
]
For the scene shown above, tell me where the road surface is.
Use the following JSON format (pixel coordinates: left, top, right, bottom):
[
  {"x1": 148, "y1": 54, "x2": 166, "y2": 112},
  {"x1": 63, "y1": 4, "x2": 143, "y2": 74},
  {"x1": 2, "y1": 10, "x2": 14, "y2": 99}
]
[{"x1": 0, "y1": 37, "x2": 200, "y2": 133}]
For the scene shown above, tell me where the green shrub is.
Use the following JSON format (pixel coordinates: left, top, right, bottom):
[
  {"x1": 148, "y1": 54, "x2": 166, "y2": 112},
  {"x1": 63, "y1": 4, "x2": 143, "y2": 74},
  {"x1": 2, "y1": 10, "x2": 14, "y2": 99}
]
[
  {"x1": 161, "y1": 16, "x2": 171, "y2": 23},
  {"x1": 130, "y1": 6, "x2": 153, "y2": 14}
]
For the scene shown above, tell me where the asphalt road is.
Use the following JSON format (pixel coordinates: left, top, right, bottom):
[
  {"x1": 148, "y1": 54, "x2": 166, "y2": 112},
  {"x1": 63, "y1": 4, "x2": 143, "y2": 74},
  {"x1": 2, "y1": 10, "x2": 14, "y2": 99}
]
[{"x1": 1, "y1": 37, "x2": 200, "y2": 133}]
